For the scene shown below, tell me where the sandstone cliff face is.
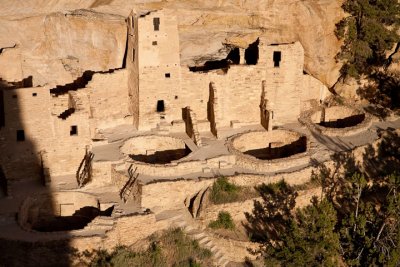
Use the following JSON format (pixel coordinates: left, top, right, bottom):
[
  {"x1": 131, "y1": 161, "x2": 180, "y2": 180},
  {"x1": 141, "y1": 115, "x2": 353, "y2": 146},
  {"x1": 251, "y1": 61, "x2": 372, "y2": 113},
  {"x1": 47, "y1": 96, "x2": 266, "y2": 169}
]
[
  {"x1": 0, "y1": 10, "x2": 126, "y2": 86},
  {"x1": 0, "y1": 0, "x2": 344, "y2": 87},
  {"x1": 172, "y1": 0, "x2": 344, "y2": 87}
]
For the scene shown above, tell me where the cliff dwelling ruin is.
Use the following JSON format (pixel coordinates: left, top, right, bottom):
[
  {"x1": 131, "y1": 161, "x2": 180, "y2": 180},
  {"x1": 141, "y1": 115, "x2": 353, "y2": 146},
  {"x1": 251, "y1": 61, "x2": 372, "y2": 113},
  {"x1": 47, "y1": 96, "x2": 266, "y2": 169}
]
[{"x1": 0, "y1": 5, "x2": 398, "y2": 266}]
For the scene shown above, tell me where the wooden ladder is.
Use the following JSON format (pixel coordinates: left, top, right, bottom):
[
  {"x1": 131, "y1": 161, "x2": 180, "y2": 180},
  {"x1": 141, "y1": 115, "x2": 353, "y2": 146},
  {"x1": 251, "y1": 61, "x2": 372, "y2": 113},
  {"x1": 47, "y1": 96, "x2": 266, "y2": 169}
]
[
  {"x1": 76, "y1": 148, "x2": 94, "y2": 188},
  {"x1": 120, "y1": 164, "x2": 139, "y2": 203}
]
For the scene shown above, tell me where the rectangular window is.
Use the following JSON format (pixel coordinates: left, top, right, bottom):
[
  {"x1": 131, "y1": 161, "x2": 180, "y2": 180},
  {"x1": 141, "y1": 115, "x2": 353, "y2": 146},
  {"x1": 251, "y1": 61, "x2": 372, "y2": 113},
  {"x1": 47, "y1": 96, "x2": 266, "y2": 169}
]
[
  {"x1": 32, "y1": 93, "x2": 37, "y2": 97},
  {"x1": 152, "y1": 41, "x2": 158, "y2": 46},
  {"x1": 153, "y1": 17, "x2": 160, "y2": 31},
  {"x1": 12, "y1": 94, "x2": 17, "y2": 99},
  {"x1": 273, "y1": 51, "x2": 281, "y2": 68},
  {"x1": 132, "y1": 48, "x2": 135, "y2": 62},
  {"x1": 70, "y1": 125, "x2": 78, "y2": 136},
  {"x1": 165, "y1": 73, "x2": 171, "y2": 78},
  {"x1": 16, "y1": 130, "x2": 25, "y2": 141}
]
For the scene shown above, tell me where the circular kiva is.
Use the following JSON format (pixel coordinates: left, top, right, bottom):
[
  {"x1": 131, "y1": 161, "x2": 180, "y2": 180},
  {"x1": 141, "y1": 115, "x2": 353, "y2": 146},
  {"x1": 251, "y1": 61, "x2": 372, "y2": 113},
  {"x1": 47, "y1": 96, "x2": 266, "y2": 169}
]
[
  {"x1": 229, "y1": 130, "x2": 307, "y2": 160},
  {"x1": 120, "y1": 135, "x2": 191, "y2": 164},
  {"x1": 308, "y1": 106, "x2": 372, "y2": 136},
  {"x1": 18, "y1": 192, "x2": 108, "y2": 232}
]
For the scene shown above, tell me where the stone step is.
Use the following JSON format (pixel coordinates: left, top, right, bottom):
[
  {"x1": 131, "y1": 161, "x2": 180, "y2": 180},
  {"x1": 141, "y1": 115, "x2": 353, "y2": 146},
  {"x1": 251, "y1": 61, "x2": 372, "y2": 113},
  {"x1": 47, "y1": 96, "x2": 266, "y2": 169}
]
[
  {"x1": 198, "y1": 238, "x2": 212, "y2": 246},
  {"x1": 190, "y1": 232, "x2": 206, "y2": 240},
  {"x1": 209, "y1": 245, "x2": 218, "y2": 253},
  {"x1": 183, "y1": 224, "x2": 195, "y2": 232},
  {"x1": 214, "y1": 250, "x2": 223, "y2": 258},
  {"x1": 217, "y1": 257, "x2": 230, "y2": 267}
]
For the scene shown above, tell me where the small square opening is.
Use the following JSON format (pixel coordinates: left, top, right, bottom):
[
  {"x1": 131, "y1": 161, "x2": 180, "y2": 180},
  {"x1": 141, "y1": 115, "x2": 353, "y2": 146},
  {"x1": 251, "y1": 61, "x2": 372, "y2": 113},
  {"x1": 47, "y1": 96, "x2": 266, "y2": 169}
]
[
  {"x1": 16, "y1": 130, "x2": 25, "y2": 141},
  {"x1": 152, "y1": 41, "x2": 158, "y2": 46},
  {"x1": 12, "y1": 95, "x2": 17, "y2": 99},
  {"x1": 156, "y1": 100, "x2": 165, "y2": 112},
  {"x1": 70, "y1": 125, "x2": 78, "y2": 136},
  {"x1": 165, "y1": 73, "x2": 171, "y2": 78},
  {"x1": 32, "y1": 93, "x2": 37, "y2": 97}
]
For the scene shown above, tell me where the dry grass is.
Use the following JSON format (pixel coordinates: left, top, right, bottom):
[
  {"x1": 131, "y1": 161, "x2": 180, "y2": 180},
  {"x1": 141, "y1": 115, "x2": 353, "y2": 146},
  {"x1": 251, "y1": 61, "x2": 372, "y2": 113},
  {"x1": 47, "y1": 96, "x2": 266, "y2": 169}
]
[{"x1": 81, "y1": 228, "x2": 213, "y2": 267}]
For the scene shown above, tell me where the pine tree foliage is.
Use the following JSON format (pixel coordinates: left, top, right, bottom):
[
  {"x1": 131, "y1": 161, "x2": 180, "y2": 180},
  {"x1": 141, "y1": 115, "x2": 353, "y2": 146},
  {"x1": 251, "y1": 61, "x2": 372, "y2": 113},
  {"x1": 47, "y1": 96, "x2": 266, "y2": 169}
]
[
  {"x1": 336, "y1": 0, "x2": 400, "y2": 77},
  {"x1": 245, "y1": 182, "x2": 340, "y2": 266},
  {"x1": 246, "y1": 129, "x2": 400, "y2": 266}
]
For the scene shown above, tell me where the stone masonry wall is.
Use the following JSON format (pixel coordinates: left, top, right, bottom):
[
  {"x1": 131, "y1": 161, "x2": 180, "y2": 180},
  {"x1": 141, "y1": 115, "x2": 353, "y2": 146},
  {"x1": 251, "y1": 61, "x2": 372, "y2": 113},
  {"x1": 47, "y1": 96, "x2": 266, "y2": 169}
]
[
  {"x1": 136, "y1": 19, "x2": 329, "y2": 130},
  {"x1": 182, "y1": 107, "x2": 202, "y2": 146},
  {"x1": 0, "y1": 85, "x2": 91, "y2": 181},
  {"x1": 127, "y1": 13, "x2": 139, "y2": 129},
  {"x1": 137, "y1": 10, "x2": 182, "y2": 130},
  {"x1": 207, "y1": 82, "x2": 220, "y2": 137},
  {"x1": 0, "y1": 86, "x2": 52, "y2": 181},
  {"x1": 88, "y1": 70, "x2": 130, "y2": 133},
  {"x1": 125, "y1": 154, "x2": 236, "y2": 177},
  {"x1": 263, "y1": 42, "x2": 303, "y2": 125}
]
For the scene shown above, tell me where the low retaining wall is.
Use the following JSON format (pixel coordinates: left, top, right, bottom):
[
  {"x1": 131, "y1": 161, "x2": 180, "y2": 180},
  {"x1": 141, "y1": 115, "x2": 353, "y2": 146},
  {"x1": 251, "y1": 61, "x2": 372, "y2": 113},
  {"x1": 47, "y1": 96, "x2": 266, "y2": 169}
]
[{"x1": 124, "y1": 154, "x2": 236, "y2": 177}]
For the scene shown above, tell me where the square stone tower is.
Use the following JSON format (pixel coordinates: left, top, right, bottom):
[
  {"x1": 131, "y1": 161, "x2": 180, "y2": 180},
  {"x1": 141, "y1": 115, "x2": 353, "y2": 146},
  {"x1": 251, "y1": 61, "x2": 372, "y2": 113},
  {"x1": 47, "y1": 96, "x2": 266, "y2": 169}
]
[{"x1": 128, "y1": 9, "x2": 182, "y2": 130}]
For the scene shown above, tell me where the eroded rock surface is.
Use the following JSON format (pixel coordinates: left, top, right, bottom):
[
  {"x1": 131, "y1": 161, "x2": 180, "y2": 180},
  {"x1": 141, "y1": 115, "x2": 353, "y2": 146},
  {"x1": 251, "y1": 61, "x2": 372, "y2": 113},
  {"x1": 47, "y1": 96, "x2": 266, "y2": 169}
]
[{"x1": 0, "y1": 0, "x2": 344, "y2": 87}]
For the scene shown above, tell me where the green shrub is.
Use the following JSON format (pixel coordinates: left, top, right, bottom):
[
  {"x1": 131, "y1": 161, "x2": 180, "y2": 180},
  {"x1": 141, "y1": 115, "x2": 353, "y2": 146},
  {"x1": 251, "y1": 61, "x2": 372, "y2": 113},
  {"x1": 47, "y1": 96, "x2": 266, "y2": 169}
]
[
  {"x1": 209, "y1": 177, "x2": 259, "y2": 205},
  {"x1": 209, "y1": 211, "x2": 235, "y2": 230},
  {"x1": 210, "y1": 177, "x2": 240, "y2": 204}
]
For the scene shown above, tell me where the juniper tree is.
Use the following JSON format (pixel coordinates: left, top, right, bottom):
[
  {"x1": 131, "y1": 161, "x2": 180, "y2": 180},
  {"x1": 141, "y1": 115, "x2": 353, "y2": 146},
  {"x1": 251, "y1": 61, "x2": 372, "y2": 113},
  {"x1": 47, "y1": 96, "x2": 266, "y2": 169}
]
[{"x1": 336, "y1": 0, "x2": 400, "y2": 78}]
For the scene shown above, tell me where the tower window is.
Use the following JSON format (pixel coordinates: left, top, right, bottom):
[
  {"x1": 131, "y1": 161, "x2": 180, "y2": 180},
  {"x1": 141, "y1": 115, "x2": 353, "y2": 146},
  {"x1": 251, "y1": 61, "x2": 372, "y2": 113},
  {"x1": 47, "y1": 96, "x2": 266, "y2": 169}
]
[
  {"x1": 165, "y1": 73, "x2": 171, "y2": 78},
  {"x1": 273, "y1": 51, "x2": 282, "y2": 68},
  {"x1": 70, "y1": 125, "x2": 78, "y2": 136},
  {"x1": 156, "y1": 100, "x2": 165, "y2": 112},
  {"x1": 152, "y1": 41, "x2": 158, "y2": 46},
  {"x1": 16, "y1": 130, "x2": 25, "y2": 141},
  {"x1": 153, "y1": 17, "x2": 160, "y2": 31},
  {"x1": 32, "y1": 93, "x2": 37, "y2": 97},
  {"x1": 12, "y1": 95, "x2": 17, "y2": 99}
]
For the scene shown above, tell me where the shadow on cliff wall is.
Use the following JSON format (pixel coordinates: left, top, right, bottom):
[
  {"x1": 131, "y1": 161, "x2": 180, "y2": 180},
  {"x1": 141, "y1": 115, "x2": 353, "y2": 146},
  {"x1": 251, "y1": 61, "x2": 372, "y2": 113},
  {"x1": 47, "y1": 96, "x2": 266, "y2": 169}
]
[{"x1": 0, "y1": 78, "x2": 77, "y2": 267}]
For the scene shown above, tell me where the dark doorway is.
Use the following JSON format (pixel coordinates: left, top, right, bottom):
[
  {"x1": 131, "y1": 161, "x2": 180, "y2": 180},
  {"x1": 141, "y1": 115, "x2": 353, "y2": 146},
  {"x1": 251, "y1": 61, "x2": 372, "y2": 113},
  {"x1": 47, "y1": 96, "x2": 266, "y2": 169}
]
[
  {"x1": 273, "y1": 51, "x2": 282, "y2": 67},
  {"x1": 157, "y1": 100, "x2": 165, "y2": 112},
  {"x1": 245, "y1": 39, "x2": 259, "y2": 65},
  {"x1": 227, "y1": 48, "x2": 240, "y2": 64},
  {"x1": 16, "y1": 130, "x2": 25, "y2": 141},
  {"x1": 70, "y1": 125, "x2": 78, "y2": 136}
]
